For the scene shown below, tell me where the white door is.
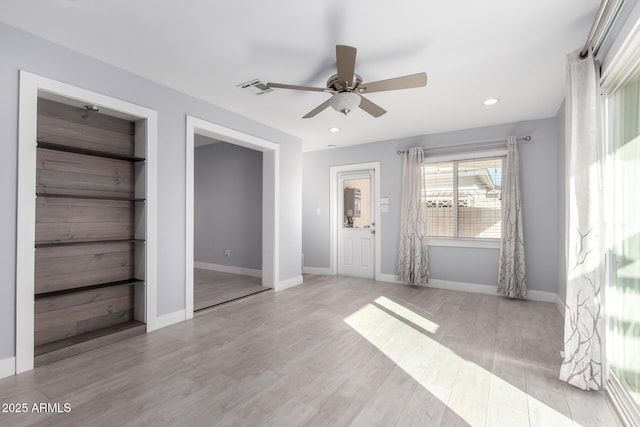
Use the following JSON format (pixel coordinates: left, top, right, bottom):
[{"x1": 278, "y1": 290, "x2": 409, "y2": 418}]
[{"x1": 337, "y1": 171, "x2": 375, "y2": 279}]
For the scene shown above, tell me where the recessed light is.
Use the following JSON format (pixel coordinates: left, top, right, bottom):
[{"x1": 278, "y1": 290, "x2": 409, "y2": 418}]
[
  {"x1": 483, "y1": 98, "x2": 500, "y2": 106},
  {"x1": 328, "y1": 144, "x2": 337, "y2": 148},
  {"x1": 328, "y1": 127, "x2": 340, "y2": 133}
]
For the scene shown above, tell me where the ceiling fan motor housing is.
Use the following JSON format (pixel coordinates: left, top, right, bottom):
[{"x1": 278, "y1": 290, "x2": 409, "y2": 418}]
[{"x1": 327, "y1": 73, "x2": 362, "y2": 92}]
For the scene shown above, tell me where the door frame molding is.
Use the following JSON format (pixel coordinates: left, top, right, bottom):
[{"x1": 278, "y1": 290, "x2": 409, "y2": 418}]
[
  {"x1": 16, "y1": 71, "x2": 158, "y2": 374},
  {"x1": 185, "y1": 115, "x2": 279, "y2": 319},
  {"x1": 329, "y1": 162, "x2": 381, "y2": 279}
]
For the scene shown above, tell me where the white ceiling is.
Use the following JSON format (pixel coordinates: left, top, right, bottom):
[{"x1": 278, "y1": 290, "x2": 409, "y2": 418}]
[{"x1": 0, "y1": 0, "x2": 600, "y2": 151}]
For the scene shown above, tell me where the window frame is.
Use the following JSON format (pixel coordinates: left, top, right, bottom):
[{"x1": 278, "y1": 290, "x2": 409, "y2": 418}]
[{"x1": 422, "y1": 149, "x2": 506, "y2": 249}]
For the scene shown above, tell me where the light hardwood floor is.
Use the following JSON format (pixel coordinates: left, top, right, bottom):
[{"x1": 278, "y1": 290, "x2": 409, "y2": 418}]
[
  {"x1": 194, "y1": 268, "x2": 267, "y2": 311},
  {"x1": 0, "y1": 275, "x2": 620, "y2": 426}
]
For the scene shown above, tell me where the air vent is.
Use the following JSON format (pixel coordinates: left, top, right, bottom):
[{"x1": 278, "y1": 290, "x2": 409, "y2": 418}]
[{"x1": 237, "y1": 79, "x2": 273, "y2": 95}]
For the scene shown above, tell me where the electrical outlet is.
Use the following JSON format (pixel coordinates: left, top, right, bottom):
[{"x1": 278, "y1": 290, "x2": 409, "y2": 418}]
[{"x1": 224, "y1": 250, "x2": 231, "y2": 257}]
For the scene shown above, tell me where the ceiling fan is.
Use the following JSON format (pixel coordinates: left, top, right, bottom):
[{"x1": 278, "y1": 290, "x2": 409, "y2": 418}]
[{"x1": 266, "y1": 45, "x2": 427, "y2": 119}]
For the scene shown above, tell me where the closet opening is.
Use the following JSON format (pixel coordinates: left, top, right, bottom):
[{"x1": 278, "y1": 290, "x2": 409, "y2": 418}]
[
  {"x1": 193, "y1": 138, "x2": 268, "y2": 310},
  {"x1": 16, "y1": 71, "x2": 158, "y2": 373},
  {"x1": 185, "y1": 116, "x2": 279, "y2": 318}
]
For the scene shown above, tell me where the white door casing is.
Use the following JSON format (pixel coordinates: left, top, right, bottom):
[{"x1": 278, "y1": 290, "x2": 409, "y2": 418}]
[
  {"x1": 16, "y1": 71, "x2": 158, "y2": 374},
  {"x1": 185, "y1": 115, "x2": 279, "y2": 319}
]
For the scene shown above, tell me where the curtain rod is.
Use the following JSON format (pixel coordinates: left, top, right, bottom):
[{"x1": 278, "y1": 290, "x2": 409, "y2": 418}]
[
  {"x1": 581, "y1": 0, "x2": 610, "y2": 58},
  {"x1": 580, "y1": 0, "x2": 626, "y2": 59},
  {"x1": 396, "y1": 135, "x2": 532, "y2": 155}
]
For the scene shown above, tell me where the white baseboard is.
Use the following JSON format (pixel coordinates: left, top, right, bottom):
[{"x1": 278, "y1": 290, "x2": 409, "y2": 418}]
[
  {"x1": 555, "y1": 294, "x2": 566, "y2": 319},
  {"x1": 428, "y1": 278, "x2": 498, "y2": 295},
  {"x1": 153, "y1": 309, "x2": 186, "y2": 330},
  {"x1": 379, "y1": 273, "x2": 405, "y2": 284},
  {"x1": 303, "y1": 267, "x2": 331, "y2": 275},
  {"x1": 526, "y1": 289, "x2": 558, "y2": 303},
  {"x1": 378, "y1": 274, "x2": 558, "y2": 303},
  {"x1": 277, "y1": 275, "x2": 304, "y2": 291},
  {"x1": 194, "y1": 261, "x2": 262, "y2": 278},
  {"x1": 0, "y1": 357, "x2": 16, "y2": 379}
]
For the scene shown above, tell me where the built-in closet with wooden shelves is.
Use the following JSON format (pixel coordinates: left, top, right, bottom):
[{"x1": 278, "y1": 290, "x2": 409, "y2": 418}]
[{"x1": 33, "y1": 98, "x2": 147, "y2": 366}]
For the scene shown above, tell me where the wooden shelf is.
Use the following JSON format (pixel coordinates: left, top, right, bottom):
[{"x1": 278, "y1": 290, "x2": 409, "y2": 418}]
[
  {"x1": 34, "y1": 321, "x2": 146, "y2": 366},
  {"x1": 36, "y1": 193, "x2": 145, "y2": 202},
  {"x1": 35, "y1": 279, "x2": 144, "y2": 299},
  {"x1": 35, "y1": 239, "x2": 145, "y2": 248},
  {"x1": 37, "y1": 140, "x2": 145, "y2": 162},
  {"x1": 33, "y1": 97, "x2": 147, "y2": 366}
]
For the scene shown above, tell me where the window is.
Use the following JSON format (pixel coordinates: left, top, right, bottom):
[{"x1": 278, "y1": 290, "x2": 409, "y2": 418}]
[
  {"x1": 607, "y1": 62, "x2": 640, "y2": 417},
  {"x1": 423, "y1": 156, "x2": 504, "y2": 239}
]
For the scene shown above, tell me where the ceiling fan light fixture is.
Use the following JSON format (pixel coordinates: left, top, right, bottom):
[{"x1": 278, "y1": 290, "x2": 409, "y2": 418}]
[{"x1": 330, "y1": 92, "x2": 361, "y2": 115}]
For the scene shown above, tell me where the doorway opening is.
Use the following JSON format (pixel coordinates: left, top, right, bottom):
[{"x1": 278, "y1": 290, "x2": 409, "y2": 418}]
[
  {"x1": 193, "y1": 138, "x2": 269, "y2": 310},
  {"x1": 329, "y1": 162, "x2": 381, "y2": 280},
  {"x1": 185, "y1": 116, "x2": 279, "y2": 319}
]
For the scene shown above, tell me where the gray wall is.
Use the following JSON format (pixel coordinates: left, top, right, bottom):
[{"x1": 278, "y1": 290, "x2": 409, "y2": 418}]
[
  {"x1": 303, "y1": 118, "x2": 559, "y2": 293},
  {"x1": 194, "y1": 139, "x2": 263, "y2": 270},
  {"x1": 556, "y1": 101, "x2": 567, "y2": 305},
  {"x1": 0, "y1": 22, "x2": 302, "y2": 360}
]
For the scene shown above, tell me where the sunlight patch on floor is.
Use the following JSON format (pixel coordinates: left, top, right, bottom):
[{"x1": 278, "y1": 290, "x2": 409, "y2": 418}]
[
  {"x1": 374, "y1": 296, "x2": 440, "y2": 334},
  {"x1": 344, "y1": 299, "x2": 580, "y2": 427}
]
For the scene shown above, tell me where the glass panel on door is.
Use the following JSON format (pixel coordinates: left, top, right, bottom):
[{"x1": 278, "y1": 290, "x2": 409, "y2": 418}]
[{"x1": 343, "y1": 177, "x2": 371, "y2": 228}]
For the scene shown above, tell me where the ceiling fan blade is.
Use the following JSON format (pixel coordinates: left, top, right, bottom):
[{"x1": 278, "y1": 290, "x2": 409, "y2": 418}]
[
  {"x1": 359, "y1": 95, "x2": 387, "y2": 118},
  {"x1": 358, "y1": 72, "x2": 427, "y2": 94},
  {"x1": 336, "y1": 45, "x2": 357, "y2": 88},
  {"x1": 303, "y1": 98, "x2": 333, "y2": 119},
  {"x1": 267, "y1": 82, "x2": 333, "y2": 93}
]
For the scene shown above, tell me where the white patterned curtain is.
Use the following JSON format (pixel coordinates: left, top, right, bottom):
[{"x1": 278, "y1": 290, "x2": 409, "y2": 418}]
[
  {"x1": 398, "y1": 147, "x2": 429, "y2": 285},
  {"x1": 559, "y1": 48, "x2": 604, "y2": 390},
  {"x1": 497, "y1": 137, "x2": 527, "y2": 297}
]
